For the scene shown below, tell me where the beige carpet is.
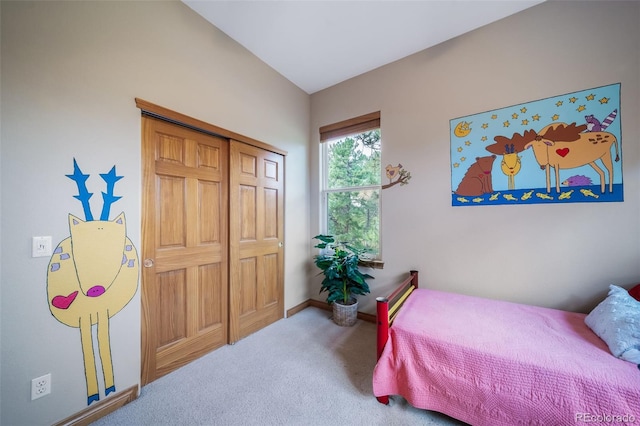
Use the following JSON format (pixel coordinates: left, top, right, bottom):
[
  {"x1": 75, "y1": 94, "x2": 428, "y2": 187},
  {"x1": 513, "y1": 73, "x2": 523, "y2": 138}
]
[{"x1": 91, "y1": 307, "x2": 467, "y2": 425}]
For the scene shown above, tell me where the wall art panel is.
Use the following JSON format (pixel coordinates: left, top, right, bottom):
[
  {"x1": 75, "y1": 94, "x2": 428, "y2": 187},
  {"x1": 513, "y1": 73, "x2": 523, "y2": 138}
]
[{"x1": 450, "y1": 83, "x2": 622, "y2": 206}]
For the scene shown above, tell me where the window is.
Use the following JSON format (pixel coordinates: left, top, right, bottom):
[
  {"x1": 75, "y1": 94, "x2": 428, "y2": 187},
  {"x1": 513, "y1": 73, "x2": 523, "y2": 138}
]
[{"x1": 319, "y1": 112, "x2": 381, "y2": 258}]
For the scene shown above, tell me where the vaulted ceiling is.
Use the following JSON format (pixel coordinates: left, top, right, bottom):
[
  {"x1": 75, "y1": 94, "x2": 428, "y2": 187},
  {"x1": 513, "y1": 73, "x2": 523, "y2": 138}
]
[{"x1": 183, "y1": 1, "x2": 544, "y2": 94}]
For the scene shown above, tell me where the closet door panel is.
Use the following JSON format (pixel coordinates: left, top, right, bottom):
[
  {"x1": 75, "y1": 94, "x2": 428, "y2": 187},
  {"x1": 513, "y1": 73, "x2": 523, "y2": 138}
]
[
  {"x1": 141, "y1": 117, "x2": 228, "y2": 385},
  {"x1": 229, "y1": 140, "x2": 284, "y2": 343}
]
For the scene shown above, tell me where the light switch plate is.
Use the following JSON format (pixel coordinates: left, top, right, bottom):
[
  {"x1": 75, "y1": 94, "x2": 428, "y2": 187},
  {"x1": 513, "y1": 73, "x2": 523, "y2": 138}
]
[{"x1": 32, "y1": 236, "x2": 52, "y2": 258}]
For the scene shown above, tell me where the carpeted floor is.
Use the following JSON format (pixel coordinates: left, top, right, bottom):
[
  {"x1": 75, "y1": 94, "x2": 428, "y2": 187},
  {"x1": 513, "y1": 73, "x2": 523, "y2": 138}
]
[{"x1": 91, "y1": 307, "x2": 467, "y2": 425}]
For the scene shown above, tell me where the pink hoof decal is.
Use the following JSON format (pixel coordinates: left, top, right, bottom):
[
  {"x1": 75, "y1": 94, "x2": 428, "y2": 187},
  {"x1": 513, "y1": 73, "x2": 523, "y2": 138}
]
[
  {"x1": 52, "y1": 291, "x2": 78, "y2": 309},
  {"x1": 87, "y1": 286, "x2": 105, "y2": 297}
]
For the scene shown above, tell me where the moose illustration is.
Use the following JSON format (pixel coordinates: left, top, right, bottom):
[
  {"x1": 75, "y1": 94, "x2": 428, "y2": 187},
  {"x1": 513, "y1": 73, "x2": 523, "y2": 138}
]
[
  {"x1": 523, "y1": 122, "x2": 619, "y2": 193},
  {"x1": 47, "y1": 159, "x2": 138, "y2": 405}
]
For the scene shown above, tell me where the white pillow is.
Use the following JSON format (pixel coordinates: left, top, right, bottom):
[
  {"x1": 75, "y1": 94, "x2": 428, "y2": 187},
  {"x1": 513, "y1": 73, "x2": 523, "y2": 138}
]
[{"x1": 585, "y1": 285, "x2": 640, "y2": 364}]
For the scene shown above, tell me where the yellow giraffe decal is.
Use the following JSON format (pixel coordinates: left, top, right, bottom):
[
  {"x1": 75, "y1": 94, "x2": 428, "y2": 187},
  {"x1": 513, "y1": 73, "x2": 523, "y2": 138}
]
[
  {"x1": 486, "y1": 131, "x2": 530, "y2": 191},
  {"x1": 501, "y1": 152, "x2": 522, "y2": 190},
  {"x1": 47, "y1": 160, "x2": 138, "y2": 405}
]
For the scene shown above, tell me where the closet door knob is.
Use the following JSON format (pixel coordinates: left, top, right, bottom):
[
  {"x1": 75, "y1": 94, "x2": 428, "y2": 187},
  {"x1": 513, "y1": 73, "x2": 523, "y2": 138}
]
[
  {"x1": 278, "y1": 241, "x2": 283, "y2": 248},
  {"x1": 143, "y1": 258, "x2": 154, "y2": 268}
]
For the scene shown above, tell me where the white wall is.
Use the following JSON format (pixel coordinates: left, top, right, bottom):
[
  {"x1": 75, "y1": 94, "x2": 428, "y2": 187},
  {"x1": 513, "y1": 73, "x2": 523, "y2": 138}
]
[
  {"x1": 310, "y1": 0, "x2": 640, "y2": 314},
  {"x1": 0, "y1": 1, "x2": 310, "y2": 424}
]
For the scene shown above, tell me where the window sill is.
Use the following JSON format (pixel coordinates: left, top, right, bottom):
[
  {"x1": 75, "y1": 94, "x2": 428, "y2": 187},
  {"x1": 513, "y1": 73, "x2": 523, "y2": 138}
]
[{"x1": 358, "y1": 259, "x2": 384, "y2": 269}]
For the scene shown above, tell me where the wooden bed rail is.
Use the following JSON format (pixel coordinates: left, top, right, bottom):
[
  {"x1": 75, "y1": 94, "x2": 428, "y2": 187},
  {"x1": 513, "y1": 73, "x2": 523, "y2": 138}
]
[{"x1": 375, "y1": 270, "x2": 418, "y2": 404}]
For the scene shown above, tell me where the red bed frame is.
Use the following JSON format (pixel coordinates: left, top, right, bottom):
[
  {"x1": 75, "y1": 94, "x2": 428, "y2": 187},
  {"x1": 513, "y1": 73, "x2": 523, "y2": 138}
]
[{"x1": 375, "y1": 270, "x2": 419, "y2": 405}]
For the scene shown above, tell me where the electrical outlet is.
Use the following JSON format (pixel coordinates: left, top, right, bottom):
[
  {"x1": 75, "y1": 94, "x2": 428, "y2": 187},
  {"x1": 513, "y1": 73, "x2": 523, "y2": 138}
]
[{"x1": 31, "y1": 373, "x2": 51, "y2": 400}]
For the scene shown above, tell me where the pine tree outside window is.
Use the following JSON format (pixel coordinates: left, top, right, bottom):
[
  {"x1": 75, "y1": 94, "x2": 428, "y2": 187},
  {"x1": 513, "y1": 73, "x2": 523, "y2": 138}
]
[{"x1": 319, "y1": 112, "x2": 381, "y2": 259}]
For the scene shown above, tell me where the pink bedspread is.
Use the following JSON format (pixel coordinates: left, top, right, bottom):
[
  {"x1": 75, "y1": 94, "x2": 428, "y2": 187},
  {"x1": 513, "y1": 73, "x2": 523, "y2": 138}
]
[{"x1": 373, "y1": 289, "x2": 640, "y2": 425}]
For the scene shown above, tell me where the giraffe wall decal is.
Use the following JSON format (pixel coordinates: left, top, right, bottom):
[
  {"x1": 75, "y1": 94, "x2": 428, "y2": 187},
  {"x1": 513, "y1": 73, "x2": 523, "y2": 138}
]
[{"x1": 47, "y1": 159, "x2": 139, "y2": 405}]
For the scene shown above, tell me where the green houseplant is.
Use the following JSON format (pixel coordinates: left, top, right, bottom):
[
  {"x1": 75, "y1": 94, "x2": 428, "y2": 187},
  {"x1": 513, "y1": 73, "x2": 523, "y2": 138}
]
[{"x1": 313, "y1": 234, "x2": 373, "y2": 326}]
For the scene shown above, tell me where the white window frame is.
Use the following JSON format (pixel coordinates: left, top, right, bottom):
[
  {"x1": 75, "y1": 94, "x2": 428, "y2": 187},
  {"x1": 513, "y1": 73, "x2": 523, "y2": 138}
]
[{"x1": 319, "y1": 113, "x2": 382, "y2": 260}]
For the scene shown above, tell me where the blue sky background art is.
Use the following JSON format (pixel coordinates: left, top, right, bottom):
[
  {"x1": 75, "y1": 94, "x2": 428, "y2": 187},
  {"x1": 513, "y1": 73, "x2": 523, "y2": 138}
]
[{"x1": 450, "y1": 83, "x2": 622, "y2": 206}]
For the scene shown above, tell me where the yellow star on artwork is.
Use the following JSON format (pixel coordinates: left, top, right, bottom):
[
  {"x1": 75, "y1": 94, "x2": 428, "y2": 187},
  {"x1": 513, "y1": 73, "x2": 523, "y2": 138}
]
[
  {"x1": 577, "y1": 105, "x2": 586, "y2": 112},
  {"x1": 556, "y1": 101, "x2": 563, "y2": 107},
  {"x1": 569, "y1": 97, "x2": 578, "y2": 103},
  {"x1": 453, "y1": 163, "x2": 460, "y2": 168},
  {"x1": 520, "y1": 107, "x2": 527, "y2": 113},
  {"x1": 586, "y1": 94, "x2": 595, "y2": 101},
  {"x1": 600, "y1": 97, "x2": 609, "y2": 104},
  {"x1": 482, "y1": 123, "x2": 489, "y2": 129},
  {"x1": 457, "y1": 146, "x2": 463, "y2": 152},
  {"x1": 522, "y1": 119, "x2": 529, "y2": 126},
  {"x1": 491, "y1": 114, "x2": 498, "y2": 119},
  {"x1": 503, "y1": 121, "x2": 510, "y2": 127},
  {"x1": 552, "y1": 114, "x2": 560, "y2": 121},
  {"x1": 532, "y1": 114, "x2": 541, "y2": 121},
  {"x1": 480, "y1": 136, "x2": 487, "y2": 142},
  {"x1": 512, "y1": 113, "x2": 519, "y2": 119}
]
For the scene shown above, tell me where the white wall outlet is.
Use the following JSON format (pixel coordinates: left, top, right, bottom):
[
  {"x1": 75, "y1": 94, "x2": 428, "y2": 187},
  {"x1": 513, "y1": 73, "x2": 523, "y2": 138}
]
[
  {"x1": 32, "y1": 236, "x2": 52, "y2": 258},
  {"x1": 31, "y1": 373, "x2": 51, "y2": 400}
]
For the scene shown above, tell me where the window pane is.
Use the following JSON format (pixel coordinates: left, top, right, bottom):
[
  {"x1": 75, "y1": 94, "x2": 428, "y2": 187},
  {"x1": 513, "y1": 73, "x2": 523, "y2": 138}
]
[
  {"x1": 327, "y1": 189, "x2": 379, "y2": 256},
  {"x1": 327, "y1": 130, "x2": 381, "y2": 189}
]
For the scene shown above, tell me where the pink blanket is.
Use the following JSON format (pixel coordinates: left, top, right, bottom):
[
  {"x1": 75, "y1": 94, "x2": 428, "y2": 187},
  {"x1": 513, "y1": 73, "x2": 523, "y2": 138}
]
[{"x1": 373, "y1": 289, "x2": 640, "y2": 425}]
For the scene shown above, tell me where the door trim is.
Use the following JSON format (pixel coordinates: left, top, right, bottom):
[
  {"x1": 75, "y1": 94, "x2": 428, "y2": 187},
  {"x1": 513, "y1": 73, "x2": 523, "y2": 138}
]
[{"x1": 135, "y1": 98, "x2": 287, "y2": 156}]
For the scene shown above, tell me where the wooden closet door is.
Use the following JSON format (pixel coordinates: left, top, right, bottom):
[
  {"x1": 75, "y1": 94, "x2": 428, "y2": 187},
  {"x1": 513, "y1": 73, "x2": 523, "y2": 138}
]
[
  {"x1": 229, "y1": 140, "x2": 284, "y2": 343},
  {"x1": 141, "y1": 117, "x2": 229, "y2": 384}
]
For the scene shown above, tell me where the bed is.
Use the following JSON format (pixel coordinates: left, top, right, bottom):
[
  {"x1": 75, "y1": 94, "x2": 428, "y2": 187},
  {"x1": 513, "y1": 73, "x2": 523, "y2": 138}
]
[{"x1": 373, "y1": 271, "x2": 640, "y2": 425}]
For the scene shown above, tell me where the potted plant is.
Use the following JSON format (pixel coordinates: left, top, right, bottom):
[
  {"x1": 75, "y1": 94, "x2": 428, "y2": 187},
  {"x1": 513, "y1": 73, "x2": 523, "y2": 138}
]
[{"x1": 313, "y1": 234, "x2": 373, "y2": 326}]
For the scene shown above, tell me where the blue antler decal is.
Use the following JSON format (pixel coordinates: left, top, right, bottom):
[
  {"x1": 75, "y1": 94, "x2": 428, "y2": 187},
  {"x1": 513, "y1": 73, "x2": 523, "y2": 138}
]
[
  {"x1": 66, "y1": 159, "x2": 122, "y2": 221},
  {"x1": 66, "y1": 158, "x2": 94, "y2": 221},
  {"x1": 99, "y1": 166, "x2": 123, "y2": 221}
]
